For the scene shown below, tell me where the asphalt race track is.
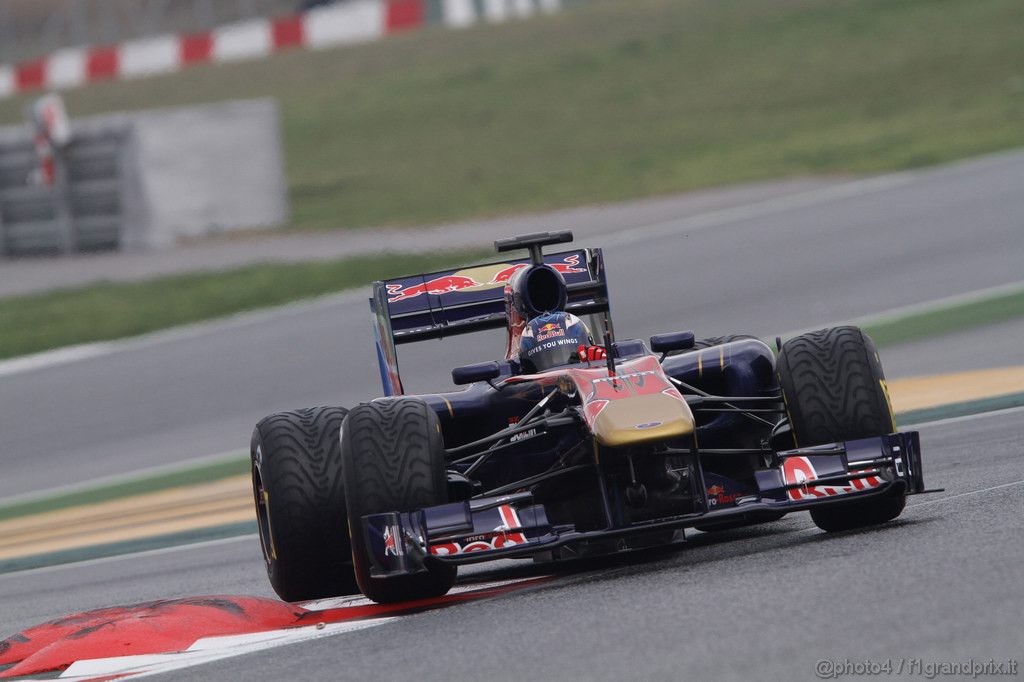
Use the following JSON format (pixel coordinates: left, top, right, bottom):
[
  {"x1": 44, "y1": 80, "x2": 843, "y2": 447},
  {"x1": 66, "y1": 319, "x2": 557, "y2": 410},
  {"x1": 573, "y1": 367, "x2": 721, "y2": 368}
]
[
  {"x1": 2, "y1": 150, "x2": 1023, "y2": 498},
  {"x1": 0, "y1": 150, "x2": 1022, "y2": 679},
  {"x1": 1, "y1": 409, "x2": 1021, "y2": 680}
]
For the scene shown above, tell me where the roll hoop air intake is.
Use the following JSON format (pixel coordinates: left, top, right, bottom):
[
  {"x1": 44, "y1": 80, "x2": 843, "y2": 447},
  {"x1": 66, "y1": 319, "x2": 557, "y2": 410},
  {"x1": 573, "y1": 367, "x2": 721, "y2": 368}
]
[{"x1": 495, "y1": 232, "x2": 574, "y2": 317}]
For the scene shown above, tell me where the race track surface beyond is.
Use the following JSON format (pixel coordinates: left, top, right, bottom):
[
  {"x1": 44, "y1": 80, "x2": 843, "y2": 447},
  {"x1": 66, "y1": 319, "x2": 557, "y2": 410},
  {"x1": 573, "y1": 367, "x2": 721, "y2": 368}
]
[
  {"x1": 1, "y1": 149, "x2": 1023, "y2": 498},
  {"x1": 1, "y1": 148, "x2": 1022, "y2": 680},
  {"x1": 0, "y1": 409, "x2": 1020, "y2": 680}
]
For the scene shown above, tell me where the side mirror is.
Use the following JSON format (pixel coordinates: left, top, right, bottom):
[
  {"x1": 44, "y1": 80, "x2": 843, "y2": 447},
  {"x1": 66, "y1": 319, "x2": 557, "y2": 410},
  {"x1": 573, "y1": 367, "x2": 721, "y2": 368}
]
[
  {"x1": 650, "y1": 331, "x2": 696, "y2": 354},
  {"x1": 452, "y1": 361, "x2": 501, "y2": 386}
]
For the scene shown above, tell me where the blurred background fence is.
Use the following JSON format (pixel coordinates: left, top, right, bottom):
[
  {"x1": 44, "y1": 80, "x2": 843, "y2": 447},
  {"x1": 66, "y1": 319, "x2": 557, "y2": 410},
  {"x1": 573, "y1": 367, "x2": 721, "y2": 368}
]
[
  {"x1": 0, "y1": 0, "x2": 302, "y2": 64},
  {"x1": 0, "y1": 98, "x2": 288, "y2": 255},
  {"x1": 0, "y1": 123, "x2": 130, "y2": 254}
]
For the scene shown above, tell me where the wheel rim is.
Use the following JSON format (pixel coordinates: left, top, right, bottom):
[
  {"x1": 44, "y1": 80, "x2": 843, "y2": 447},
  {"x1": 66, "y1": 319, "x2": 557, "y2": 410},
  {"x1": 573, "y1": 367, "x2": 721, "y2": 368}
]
[{"x1": 252, "y1": 463, "x2": 275, "y2": 570}]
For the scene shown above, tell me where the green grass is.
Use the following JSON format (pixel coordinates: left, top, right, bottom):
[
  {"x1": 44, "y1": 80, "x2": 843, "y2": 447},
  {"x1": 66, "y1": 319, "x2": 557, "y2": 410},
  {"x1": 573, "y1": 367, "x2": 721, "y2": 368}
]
[
  {"x1": 896, "y1": 391, "x2": 1024, "y2": 426},
  {"x1": 3, "y1": 0, "x2": 1023, "y2": 230},
  {"x1": 862, "y1": 288, "x2": 1024, "y2": 348},
  {"x1": 0, "y1": 249, "x2": 488, "y2": 360},
  {"x1": 0, "y1": 522, "x2": 258, "y2": 574}
]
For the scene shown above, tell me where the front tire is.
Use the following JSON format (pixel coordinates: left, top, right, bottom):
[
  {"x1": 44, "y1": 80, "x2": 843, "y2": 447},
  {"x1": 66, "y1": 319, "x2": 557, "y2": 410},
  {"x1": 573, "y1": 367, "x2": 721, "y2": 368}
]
[
  {"x1": 251, "y1": 407, "x2": 358, "y2": 601},
  {"x1": 776, "y1": 326, "x2": 905, "y2": 532},
  {"x1": 342, "y1": 398, "x2": 456, "y2": 603}
]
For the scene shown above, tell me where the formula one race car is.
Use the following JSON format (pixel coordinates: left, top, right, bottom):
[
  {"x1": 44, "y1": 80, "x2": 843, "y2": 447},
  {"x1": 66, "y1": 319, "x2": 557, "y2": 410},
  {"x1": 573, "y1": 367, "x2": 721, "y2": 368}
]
[{"x1": 251, "y1": 232, "x2": 934, "y2": 604}]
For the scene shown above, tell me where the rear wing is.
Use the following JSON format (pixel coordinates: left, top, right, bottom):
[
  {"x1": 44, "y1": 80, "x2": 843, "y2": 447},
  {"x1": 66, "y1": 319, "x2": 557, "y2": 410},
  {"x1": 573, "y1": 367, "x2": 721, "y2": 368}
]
[{"x1": 370, "y1": 248, "x2": 610, "y2": 396}]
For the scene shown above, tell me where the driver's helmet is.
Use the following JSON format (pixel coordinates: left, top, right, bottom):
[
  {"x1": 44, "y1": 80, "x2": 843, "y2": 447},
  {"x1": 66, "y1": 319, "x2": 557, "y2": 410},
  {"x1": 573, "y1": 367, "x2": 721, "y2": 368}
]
[{"x1": 518, "y1": 312, "x2": 593, "y2": 374}]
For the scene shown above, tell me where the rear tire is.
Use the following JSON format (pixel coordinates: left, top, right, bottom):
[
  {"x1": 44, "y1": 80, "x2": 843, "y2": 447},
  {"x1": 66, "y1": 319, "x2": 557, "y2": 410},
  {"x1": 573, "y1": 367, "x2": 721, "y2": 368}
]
[
  {"x1": 776, "y1": 326, "x2": 905, "y2": 532},
  {"x1": 251, "y1": 407, "x2": 358, "y2": 602},
  {"x1": 342, "y1": 398, "x2": 456, "y2": 603}
]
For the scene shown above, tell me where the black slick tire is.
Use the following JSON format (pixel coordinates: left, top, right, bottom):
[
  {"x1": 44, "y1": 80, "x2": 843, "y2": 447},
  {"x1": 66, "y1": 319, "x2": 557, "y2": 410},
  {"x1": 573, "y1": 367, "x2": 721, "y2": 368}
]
[
  {"x1": 776, "y1": 326, "x2": 905, "y2": 532},
  {"x1": 342, "y1": 398, "x2": 456, "y2": 603},
  {"x1": 251, "y1": 407, "x2": 358, "y2": 602}
]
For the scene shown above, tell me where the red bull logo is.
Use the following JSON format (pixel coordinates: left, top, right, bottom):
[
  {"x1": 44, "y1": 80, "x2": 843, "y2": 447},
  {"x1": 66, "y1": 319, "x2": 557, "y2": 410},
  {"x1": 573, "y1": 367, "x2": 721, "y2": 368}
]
[
  {"x1": 386, "y1": 275, "x2": 482, "y2": 302},
  {"x1": 536, "y1": 321, "x2": 566, "y2": 341},
  {"x1": 706, "y1": 483, "x2": 739, "y2": 506},
  {"x1": 429, "y1": 504, "x2": 528, "y2": 556},
  {"x1": 386, "y1": 254, "x2": 587, "y2": 303},
  {"x1": 491, "y1": 263, "x2": 528, "y2": 284},
  {"x1": 782, "y1": 456, "x2": 884, "y2": 501}
]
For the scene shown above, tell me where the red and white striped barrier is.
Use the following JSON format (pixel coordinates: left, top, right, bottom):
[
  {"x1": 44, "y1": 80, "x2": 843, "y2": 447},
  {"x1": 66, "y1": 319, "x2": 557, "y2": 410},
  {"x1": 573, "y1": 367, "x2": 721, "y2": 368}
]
[{"x1": 0, "y1": 0, "x2": 560, "y2": 100}]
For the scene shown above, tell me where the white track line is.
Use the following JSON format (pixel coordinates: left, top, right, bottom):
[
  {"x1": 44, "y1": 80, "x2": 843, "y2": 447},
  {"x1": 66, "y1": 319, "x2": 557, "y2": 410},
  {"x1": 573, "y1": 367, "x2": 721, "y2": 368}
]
[
  {"x1": 0, "y1": 287, "x2": 369, "y2": 380},
  {"x1": 907, "y1": 404, "x2": 1024, "y2": 428},
  {"x1": 600, "y1": 172, "x2": 915, "y2": 248},
  {"x1": 907, "y1": 480, "x2": 1024, "y2": 508},
  {"x1": 0, "y1": 449, "x2": 247, "y2": 508},
  {"x1": 784, "y1": 279, "x2": 1024, "y2": 340},
  {"x1": 0, "y1": 343, "x2": 116, "y2": 380}
]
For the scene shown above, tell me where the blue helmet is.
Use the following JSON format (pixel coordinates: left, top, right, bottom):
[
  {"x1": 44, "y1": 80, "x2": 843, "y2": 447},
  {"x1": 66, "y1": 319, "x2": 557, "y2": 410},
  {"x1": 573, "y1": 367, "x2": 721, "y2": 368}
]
[{"x1": 518, "y1": 312, "x2": 593, "y2": 373}]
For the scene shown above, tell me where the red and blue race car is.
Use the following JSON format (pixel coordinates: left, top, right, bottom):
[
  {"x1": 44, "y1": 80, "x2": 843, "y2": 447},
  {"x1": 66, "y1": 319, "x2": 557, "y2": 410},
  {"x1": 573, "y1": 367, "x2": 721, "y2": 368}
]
[{"x1": 251, "y1": 232, "x2": 934, "y2": 603}]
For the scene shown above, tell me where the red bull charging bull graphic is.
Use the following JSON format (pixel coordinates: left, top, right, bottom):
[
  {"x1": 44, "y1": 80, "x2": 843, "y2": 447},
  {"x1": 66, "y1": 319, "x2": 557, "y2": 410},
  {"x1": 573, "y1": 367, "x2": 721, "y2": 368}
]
[{"x1": 386, "y1": 254, "x2": 587, "y2": 303}]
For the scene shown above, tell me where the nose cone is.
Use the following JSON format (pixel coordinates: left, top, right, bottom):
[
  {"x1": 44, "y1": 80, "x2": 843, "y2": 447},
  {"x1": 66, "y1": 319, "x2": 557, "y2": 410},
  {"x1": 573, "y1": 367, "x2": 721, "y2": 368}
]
[{"x1": 592, "y1": 393, "x2": 695, "y2": 448}]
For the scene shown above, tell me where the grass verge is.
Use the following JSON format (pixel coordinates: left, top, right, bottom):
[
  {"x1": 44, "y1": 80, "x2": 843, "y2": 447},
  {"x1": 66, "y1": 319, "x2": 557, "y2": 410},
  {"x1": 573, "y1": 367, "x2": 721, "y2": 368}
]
[
  {"x1": 0, "y1": 455, "x2": 249, "y2": 523},
  {"x1": 0, "y1": 522, "x2": 257, "y2": 575},
  {"x1": 862, "y1": 287, "x2": 1024, "y2": 348},
  {"x1": 0, "y1": 249, "x2": 489, "y2": 360},
  {"x1": 897, "y1": 392, "x2": 1024, "y2": 427},
  {"x1": 2, "y1": 0, "x2": 1023, "y2": 230}
]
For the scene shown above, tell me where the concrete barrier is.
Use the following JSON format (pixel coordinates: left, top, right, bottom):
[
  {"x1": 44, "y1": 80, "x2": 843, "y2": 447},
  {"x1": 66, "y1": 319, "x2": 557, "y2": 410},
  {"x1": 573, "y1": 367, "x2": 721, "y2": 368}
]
[{"x1": 130, "y1": 99, "x2": 289, "y2": 248}]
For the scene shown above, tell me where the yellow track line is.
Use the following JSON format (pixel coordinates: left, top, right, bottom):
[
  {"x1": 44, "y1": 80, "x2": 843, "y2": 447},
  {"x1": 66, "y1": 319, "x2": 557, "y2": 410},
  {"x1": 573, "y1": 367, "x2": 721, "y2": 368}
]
[
  {"x1": 0, "y1": 507, "x2": 255, "y2": 561},
  {"x1": 0, "y1": 477, "x2": 250, "y2": 536},
  {"x1": 0, "y1": 497, "x2": 251, "y2": 549},
  {"x1": 888, "y1": 366, "x2": 1024, "y2": 413},
  {"x1": 0, "y1": 474, "x2": 252, "y2": 562}
]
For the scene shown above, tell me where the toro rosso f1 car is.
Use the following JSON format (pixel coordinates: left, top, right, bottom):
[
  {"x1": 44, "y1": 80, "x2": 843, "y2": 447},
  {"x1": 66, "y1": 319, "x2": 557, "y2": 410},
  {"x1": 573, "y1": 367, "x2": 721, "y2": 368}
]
[{"x1": 251, "y1": 232, "x2": 934, "y2": 604}]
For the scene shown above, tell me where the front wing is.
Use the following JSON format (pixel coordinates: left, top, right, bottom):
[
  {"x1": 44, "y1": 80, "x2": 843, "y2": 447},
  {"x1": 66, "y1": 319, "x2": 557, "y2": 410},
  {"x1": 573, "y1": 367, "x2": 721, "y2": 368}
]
[{"x1": 361, "y1": 432, "x2": 926, "y2": 578}]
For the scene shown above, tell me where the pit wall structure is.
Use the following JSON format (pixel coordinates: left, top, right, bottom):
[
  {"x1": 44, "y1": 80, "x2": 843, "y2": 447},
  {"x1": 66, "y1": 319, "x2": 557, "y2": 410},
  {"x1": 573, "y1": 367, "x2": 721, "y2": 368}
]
[{"x1": 0, "y1": 0, "x2": 562, "y2": 101}]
